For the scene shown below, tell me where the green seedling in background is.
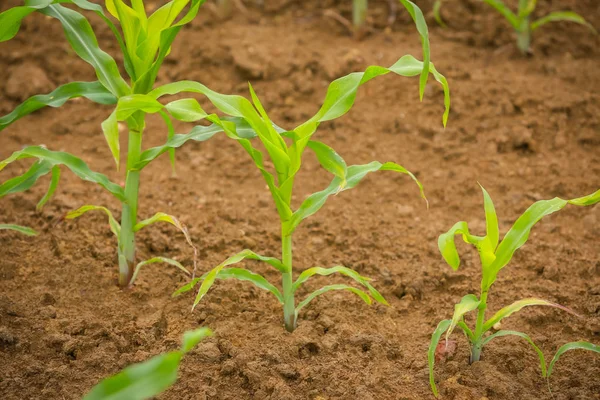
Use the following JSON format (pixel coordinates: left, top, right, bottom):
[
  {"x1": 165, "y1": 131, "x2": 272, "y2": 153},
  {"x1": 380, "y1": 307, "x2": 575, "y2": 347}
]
[
  {"x1": 0, "y1": 224, "x2": 37, "y2": 236},
  {"x1": 165, "y1": 53, "x2": 449, "y2": 332},
  {"x1": 433, "y1": 0, "x2": 596, "y2": 53},
  {"x1": 84, "y1": 327, "x2": 212, "y2": 400},
  {"x1": 428, "y1": 186, "x2": 600, "y2": 396},
  {"x1": 0, "y1": 0, "x2": 209, "y2": 286}
]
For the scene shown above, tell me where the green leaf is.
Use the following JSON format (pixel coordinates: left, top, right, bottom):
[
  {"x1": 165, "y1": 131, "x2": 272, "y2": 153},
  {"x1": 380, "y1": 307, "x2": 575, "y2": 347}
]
[
  {"x1": 184, "y1": 249, "x2": 286, "y2": 310},
  {"x1": 41, "y1": 4, "x2": 130, "y2": 97},
  {"x1": 293, "y1": 265, "x2": 387, "y2": 305},
  {"x1": 204, "y1": 267, "x2": 283, "y2": 304},
  {"x1": 130, "y1": 256, "x2": 190, "y2": 285},
  {"x1": 446, "y1": 294, "x2": 480, "y2": 343},
  {"x1": 101, "y1": 110, "x2": 120, "y2": 169},
  {"x1": 0, "y1": 147, "x2": 125, "y2": 201},
  {"x1": 135, "y1": 123, "x2": 223, "y2": 170},
  {"x1": 568, "y1": 189, "x2": 600, "y2": 206},
  {"x1": 65, "y1": 205, "x2": 121, "y2": 238},
  {"x1": 0, "y1": 0, "x2": 54, "y2": 42},
  {"x1": 306, "y1": 140, "x2": 348, "y2": 188},
  {"x1": 0, "y1": 82, "x2": 116, "y2": 131},
  {"x1": 438, "y1": 220, "x2": 496, "y2": 272},
  {"x1": 83, "y1": 327, "x2": 212, "y2": 400},
  {"x1": 397, "y1": 0, "x2": 430, "y2": 101},
  {"x1": 295, "y1": 284, "x2": 372, "y2": 315},
  {"x1": 65, "y1": 0, "x2": 135, "y2": 79},
  {"x1": 0, "y1": 224, "x2": 38, "y2": 236},
  {"x1": 286, "y1": 161, "x2": 426, "y2": 235},
  {"x1": 488, "y1": 197, "x2": 569, "y2": 287},
  {"x1": 433, "y1": 0, "x2": 447, "y2": 28},
  {"x1": 296, "y1": 55, "x2": 449, "y2": 130},
  {"x1": 531, "y1": 11, "x2": 597, "y2": 33},
  {"x1": 0, "y1": 161, "x2": 53, "y2": 197},
  {"x1": 482, "y1": 0, "x2": 519, "y2": 29},
  {"x1": 36, "y1": 165, "x2": 61, "y2": 211},
  {"x1": 428, "y1": 319, "x2": 451, "y2": 397},
  {"x1": 133, "y1": 212, "x2": 196, "y2": 269},
  {"x1": 480, "y1": 184, "x2": 499, "y2": 251},
  {"x1": 481, "y1": 330, "x2": 547, "y2": 377},
  {"x1": 165, "y1": 98, "x2": 208, "y2": 122},
  {"x1": 547, "y1": 341, "x2": 600, "y2": 377},
  {"x1": 158, "y1": 111, "x2": 176, "y2": 175},
  {"x1": 180, "y1": 327, "x2": 212, "y2": 354},
  {"x1": 483, "y1": 298, "x2": 577, "y2": 333}
]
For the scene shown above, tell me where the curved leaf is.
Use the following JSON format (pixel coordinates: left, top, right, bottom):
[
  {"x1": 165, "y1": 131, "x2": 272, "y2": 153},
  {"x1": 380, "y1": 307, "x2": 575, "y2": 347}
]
[
  {"x1": 433, "y1": 0, "x2": 446, "y2": 28},
  {"x1": 165, "y1": 98, "x2": 208, "y2": 122},
  {"x1": 481, "y1": 330, "x2": 547, "y2": 377},
  {"x1": 41, "y1": 4, "x2": 130, "y2": 97},
  {"x1": 482, "y1": 0, "x2": 519, "y2": 29},
  {"x1": 200, "y1": 267, "x2": 283, "y2": 304},
  {"x1": 36, "y1": 165, "x2": 60, "y2": 211},
  {"x1": 438, "y1": 221, "x2": 496, "y2": 272},
  {"x1": 295, "y1": 284, "x2": 372, "y2": 315},
  {"x1": 531, "y1": 11, "x2": 597, "y2": 33},
  {"x1": 65, "y1": 205, "x2": 121, "y2": 238},
  {"x1": 180, "y1": 327, "x2": 212, "y2": 354},
  {"x1": 0, "y1": 224, "x2": 38, "y2": 236},
  {"x1": 547, "y1": 341, "x2": 600, "y2": 377},
  {"x1": 130, "y1": 256, "x2": 190, "y2": 285},
  {"x1": 0, "y1": 147, "x2": 125, "y2": 201},
  {"x1": 285, "y1": 161, "x2": 426, "y2": 235},
  {"x1": 296, "y1": 55, "x2": 449, "y2": 132},
  {"x1": 0, "y1": 161, "x2": 53, "y2": 198},
  {"x1": 0, "y1": 82, "x2": 116, "y2": 131},
  {"x1": 428, "y1": 319, "x2": 451, "y2": 397},
  {"x1": 293, "y1": 265, "x2": 387, "y2": 305},
  {"x1": 133, "y1": 212, "x2": 197, "y2": 274},
  {"x1": 446, "y1": 294, "x2": 480, "y2": 342},
  {"x1": 397, "y1": 0, "x2": 430, "y2": 101},
  {"x1": 568, "y1": 189, "x2": 600, "y2": 206},
  {"x1": 0, "y1": 1, "x2": 54, "y2": 42},
  {"x1": 483, "y1": 298, "x2": 578, "y2": 333},
  {"x1": 306, "y1": 140, "x2": 347, "y2": 188},
  {"x1": 183, "y1": 249, "x2": 286, "y2": 310}
]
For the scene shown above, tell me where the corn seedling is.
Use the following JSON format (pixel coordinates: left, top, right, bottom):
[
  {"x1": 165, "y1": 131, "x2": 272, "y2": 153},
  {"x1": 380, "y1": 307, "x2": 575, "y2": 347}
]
[
  {"x1": 84, "y1": 327, "x2": 212, "y2": 400},
  {"x1": 428, "y1": 185, "x2": 600, "y2": 396},
  {"x1": 158, "y1": 50, "x2": 450, "y2": 332},
  {"x1": 433, "y1": 0, "x2": 596, "y2": 53},
  {"x1": 0, "y1": 0, "x2": 209, "y2": 286}
]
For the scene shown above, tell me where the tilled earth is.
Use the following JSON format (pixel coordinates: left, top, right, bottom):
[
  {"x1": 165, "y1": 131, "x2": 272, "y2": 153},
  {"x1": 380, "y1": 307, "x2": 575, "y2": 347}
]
[{"x1": 0, "y1": 0, "x2": 599, "y2": 399}]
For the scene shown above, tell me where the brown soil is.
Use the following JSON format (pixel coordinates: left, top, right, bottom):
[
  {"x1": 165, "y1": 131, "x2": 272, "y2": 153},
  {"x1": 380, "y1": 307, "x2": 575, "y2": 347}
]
[{"x1": 1, "y1": 1, "x2": 599, "y2": 399}]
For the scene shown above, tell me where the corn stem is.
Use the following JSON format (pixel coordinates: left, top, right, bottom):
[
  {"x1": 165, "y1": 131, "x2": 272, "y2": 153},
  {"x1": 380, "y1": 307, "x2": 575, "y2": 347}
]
[
  {"x1": 516, "y1": 0, "x2": 532, "y2": 53},
  {"x1": 281, "y1": 232, "x2": 296, "y2": 332},
  {"x1": 471, "y1": 290, "x2": 488, "y2": 363},
  {"x1": 353, "y1": 0, "x2": 368, "y2": 31},
  {"x1": 118, "y1": 113, "x2": 144, "y2": 287}
]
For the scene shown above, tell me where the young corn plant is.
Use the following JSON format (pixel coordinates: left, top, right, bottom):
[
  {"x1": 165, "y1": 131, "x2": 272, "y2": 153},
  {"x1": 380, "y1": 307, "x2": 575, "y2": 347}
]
[
  {"x1": 84, "y1": 327, "x2": 212, "y2": 400},
  {"x1": 428, "y1": 185, "x2": 600, "y2": 397},
  {"x1": 158, "y1": 53, "x2": 450, "y2": 332},
  {"x1": 0, "y1": 0, "x2": 208, "y2": 286},
  {"x1": 433, "y1": 0, "x2": 596, "y2": 53},
  {"x1": 0, "y1": 223, "x2": 37, "y2": 236}
]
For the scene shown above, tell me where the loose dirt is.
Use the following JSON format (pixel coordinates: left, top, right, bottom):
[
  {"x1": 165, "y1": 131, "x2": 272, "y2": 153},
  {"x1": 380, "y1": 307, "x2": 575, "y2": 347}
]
[{"x1": 0, "y1": 1, "x2": 599, "y2": 399}]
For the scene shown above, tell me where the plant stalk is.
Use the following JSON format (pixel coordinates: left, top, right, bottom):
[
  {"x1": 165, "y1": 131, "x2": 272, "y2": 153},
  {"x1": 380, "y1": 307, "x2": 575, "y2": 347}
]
[
  {"x1": 516, "y1": 0, "x2": 532, "y2": 53},
  {"x1": 471, "y1": 290, "x2": 488, "y2": 363},
  {"x1": 281, "y1": 233, "x2": 296, "y2": 332},
  {"x1": 353, "y1": 0, "x2": 368, "y2": 31},
  {"x1": 118, "y1": 114, "x2": 144, "y2": 287}
]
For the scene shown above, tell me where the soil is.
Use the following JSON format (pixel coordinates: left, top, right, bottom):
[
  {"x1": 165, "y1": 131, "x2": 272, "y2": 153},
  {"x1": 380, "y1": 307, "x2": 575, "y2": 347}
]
[{"x1": 1, "y1": 0, "x2": 599, "y2": 399}]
